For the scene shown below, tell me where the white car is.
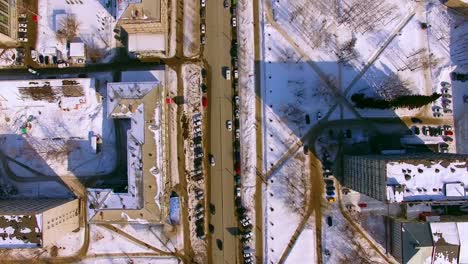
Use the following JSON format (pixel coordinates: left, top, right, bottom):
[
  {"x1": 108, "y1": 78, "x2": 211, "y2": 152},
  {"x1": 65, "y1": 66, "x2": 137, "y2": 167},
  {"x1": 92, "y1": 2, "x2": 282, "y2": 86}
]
[
  {"x1": 19, "y1": 14, "x2": 27, "y2": 19},
  {"x1": 226, "y1": 120, "x2": 232, "y2": 131},
  {"x1": 209, "y1": 155, "x2": 215, "y2": 166},
  {"x1": 58, "y1": 62, "x2": 69, "y2": 68},
  {"x1": 231, "y1": 17, "x2": 237, "y2": 27},
  {"x1": 235, "y1": 129, "x2": 240, "y2": 139},
  {"x1": 225, "y1": 68, "x2": 231, "y2": 80},
  {"x1": 201, "y1": 0, "x2": 205, "y2": 7},
  {"x1": 30, "y1": 50, "x2": 37, "y2": 61},
  {"x1": 194, "y1": 126, "x2": 202, "y2": 133},
  {"x1": 235, "y1": 186, "x2": 241, "y2": 197},
  {"x1": 234, "y1": 95, "x2": 240, "y2": 106},
  {"x1": 194, "y1": 131, "x2": 203, "y2": 138},
  {"x1": 18, "y1": 28, "x2": 27, "y2": 33},
  {"x1": 193, "y1": 114, "x2": 202, "y2": 121},
  {"x1": 194, "y1": 120, "x2": 202, "y2": 127},
  {"x1": 195, "y1": 152, "x2": 204, "y2": 158},
  {"x1": 19, "y1": 23, "x2": 27, "y2": 28},
  {"x1": 234, "y1": 109, "x2": 239, "y2": 119},
  {"x1": 243, "y1": 253, "x2": 252, "y2": 258},
  {"x1": 18, "y1": 37, "x2": 28, "y2": 42},
  {"x1": 317, "y1": 111, "x2": 322, "y2": 120},
  {"x1": 234, "y1": 69, "x2": 238, "y2": 79},
  {"x1": 27, "y1": 67, "x2": 38, "y2": 75},
  {"x1": 201, "y1": 23, "x2": 206, "y2": 34}
]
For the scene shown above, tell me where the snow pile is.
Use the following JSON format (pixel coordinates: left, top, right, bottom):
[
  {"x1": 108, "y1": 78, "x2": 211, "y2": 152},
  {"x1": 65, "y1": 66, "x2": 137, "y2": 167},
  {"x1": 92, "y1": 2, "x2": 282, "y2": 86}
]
[
  {"x1": 386, "y1": 159, "x2": 467, "y2": 202},
  {"x1": 183, "y1": 0, "x2": 200, "y2": 57}
]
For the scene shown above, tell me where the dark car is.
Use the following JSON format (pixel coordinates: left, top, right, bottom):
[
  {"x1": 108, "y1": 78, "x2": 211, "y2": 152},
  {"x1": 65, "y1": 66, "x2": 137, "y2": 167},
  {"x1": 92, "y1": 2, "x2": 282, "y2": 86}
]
[
  {"x1": 209, "y1": 224, "x2": 215, "y2": 234},
  {"x1": 303, "y1": 145, "x2": 308, "y2": 154},
  {"x1": 216, "y1": 239, "x2": 223, "y2": 250},
  {"x1": 327, "y1": 216, "x2": 333, "y2": 227},
  {"x1": 223, "y1": 0, "x2": 229, "y2": 8},
  {"x1": 38, "y1": 54, "x2": 44, "y2": 64},
  {"x1": 201, "y1": 68, "x2": 207, "y2": 78},
  {"x1": 413, "y1": 126, "x2": 420, "y2": 135},
  {"x1": 305, "y1": 114, "x2": 310, "y2": 124},
  {"x1": 210, "y1": 203, "x2": 216, "y2": 215},
  {"x1": 235, "y1": 162, "x2": 241, "y2": 174},
  {"x1": 201, "y1": 83, "x2": 208, "y2": 93},
  {"x1": 200, "y1": 7, "x2": 206, "y2": 18},
  {"x1": 234, "y1": 174, "x2": 241, "y2": 185},
  {"x1": 44, "y1": 55, "x2": 50, "y2": 64},
  {"x1": 443, "y1": 136, "x2": 453, "y2": 142},
  {"x1": 324, "y1": 179, "x2": 334, "y2": 186},
  {"x1": 52, "y1": 55, "x2": 57, "y2": 64},
  {"x1": 411, "y1": 117, "x2": 423, "y2": 124},
  {"x1": 326, "y1": 190, "x2": 335, "y2": 196},
  {"x1": 326, "y1": 185, "x2": 335, "y2": 191},
  {"x1": 450, "y1": 72, "x2": 468, "y2": 82}
]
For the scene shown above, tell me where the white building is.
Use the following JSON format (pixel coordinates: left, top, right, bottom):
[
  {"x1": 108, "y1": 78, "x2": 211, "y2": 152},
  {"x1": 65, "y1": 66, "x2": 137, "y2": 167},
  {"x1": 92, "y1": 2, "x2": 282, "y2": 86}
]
[{"x1": 0, "y1": 199, "x2": 80, "y2": 248}]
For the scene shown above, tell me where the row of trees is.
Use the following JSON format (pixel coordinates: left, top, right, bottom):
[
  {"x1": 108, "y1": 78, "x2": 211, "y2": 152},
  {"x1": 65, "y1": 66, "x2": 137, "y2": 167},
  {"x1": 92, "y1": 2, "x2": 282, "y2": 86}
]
[{"x1": 351, "y1": 92, "x2": 441, "y2": 109}]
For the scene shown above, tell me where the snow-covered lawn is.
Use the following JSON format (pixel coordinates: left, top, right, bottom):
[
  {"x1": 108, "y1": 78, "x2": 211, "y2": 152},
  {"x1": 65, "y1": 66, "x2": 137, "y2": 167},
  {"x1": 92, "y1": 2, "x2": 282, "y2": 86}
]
[
  {"x1": 0, "y1": 78, "x2": 116, "y2": 177},
  {"x1": 37, "y1": 0, "x2": 116, "y2": 63},
  {"x1": 181, "y1": 64, "x2": 207, "y2": 260},
  {"x1": 264, "y1": 151, "x2": 311, "y2": 263},
  {"x1": 183, "y1": 0, "x2": 201, "y2": 57}
]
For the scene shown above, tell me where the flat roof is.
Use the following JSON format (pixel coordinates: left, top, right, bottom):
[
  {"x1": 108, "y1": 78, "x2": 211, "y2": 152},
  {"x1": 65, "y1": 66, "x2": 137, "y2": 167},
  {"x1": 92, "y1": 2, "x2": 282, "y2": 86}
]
[
  {"x1": 385, "y1": 158, "x2": 467, "y2": 203},
  {"x1": 0, "y1": 215, "x2": 42, "y2": 248},
  {"x1": 127, "y1": 33, "x2": 165, "y2": 52}
]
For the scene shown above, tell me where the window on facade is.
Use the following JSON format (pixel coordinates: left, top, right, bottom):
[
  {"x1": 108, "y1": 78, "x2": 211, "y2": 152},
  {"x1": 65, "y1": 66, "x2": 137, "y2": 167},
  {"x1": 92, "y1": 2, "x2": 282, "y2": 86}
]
[{"x1": 0, "y1": 2, "x2": 8, "y2": 14}]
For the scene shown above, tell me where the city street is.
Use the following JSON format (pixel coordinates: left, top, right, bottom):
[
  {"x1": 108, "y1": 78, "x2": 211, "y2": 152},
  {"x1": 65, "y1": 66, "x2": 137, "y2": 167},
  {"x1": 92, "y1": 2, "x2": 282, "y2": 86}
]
[{"x1": 204, "y1": 2, "x2": 239, "y2": 264}]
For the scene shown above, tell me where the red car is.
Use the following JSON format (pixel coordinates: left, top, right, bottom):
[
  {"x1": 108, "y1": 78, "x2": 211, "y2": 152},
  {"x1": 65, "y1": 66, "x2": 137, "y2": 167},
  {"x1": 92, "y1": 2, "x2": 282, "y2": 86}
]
[
  {"x1": 358, "y1": 203, "x2": 367, "y2": 208},
  {"x1": 444, "y1": 130, "x2": 453, "y2": 136},
  {"x1": 202, "y1": 96, "x2": 208, "y2": 108},
  {"x1": 235, "y1": 162, "x2": 241, "y2": 174}
]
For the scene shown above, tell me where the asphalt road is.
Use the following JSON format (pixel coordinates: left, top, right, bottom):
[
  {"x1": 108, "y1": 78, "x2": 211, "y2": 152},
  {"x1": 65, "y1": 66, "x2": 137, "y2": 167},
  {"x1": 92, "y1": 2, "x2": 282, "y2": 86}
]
[{"x1": 204, "y1": 2, "x2": 238, "y2": 264}]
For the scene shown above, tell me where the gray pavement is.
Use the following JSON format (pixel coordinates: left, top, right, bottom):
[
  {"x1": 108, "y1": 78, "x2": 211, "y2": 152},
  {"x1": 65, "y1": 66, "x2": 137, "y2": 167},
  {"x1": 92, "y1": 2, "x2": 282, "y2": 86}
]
[{"x1": 204, "y1": 2, "x2": 239, "y2": 264}]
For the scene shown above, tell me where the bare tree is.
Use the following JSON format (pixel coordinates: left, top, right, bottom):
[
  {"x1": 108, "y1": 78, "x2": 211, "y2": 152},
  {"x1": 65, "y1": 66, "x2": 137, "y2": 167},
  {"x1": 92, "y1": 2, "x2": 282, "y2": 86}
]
[
  {"x1": 56, "y1": 14, "x2": 80, "y2": 42},
  {"x1": 375, "y1": 74, "x2": 412, "y2": 101}
]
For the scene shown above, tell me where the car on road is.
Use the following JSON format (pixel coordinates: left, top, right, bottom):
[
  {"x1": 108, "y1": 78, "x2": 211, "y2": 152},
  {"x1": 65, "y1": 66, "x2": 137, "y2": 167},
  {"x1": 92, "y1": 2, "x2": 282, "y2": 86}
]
[
  {"x1": 18, "y1": 37, "x2": 28, "y2": 42},
  {"x1": 201, "y1": 23, "x2": 206, "y2": 34},
  {"x1": 209, "y1": 155, "x2": 215, "y2": 166},
  {"x1": 444, "y1": 130, "x2": 453, "y2": 136},
  {"x1": 200, "y1": 7, "x2": 206, "y2": 18},
  {"x1": 202, "y1": 96, "x2": 208, "y2": 108},
  {"x1": 216, "y1": 239, "x2": 223, "y2": 250},
  {"x1": 19, "y1": 23, "x2": 27, "y2": 28},
  {"x1": 324, "y1": 179, "x2": 334, "y2": 186},
  {"x1": 224, "y1": 0, "x2": 229, "y2": 8},
  {"x1": 201, "y1": 0, "x2": 206, "y2": 7},
  {"x1": 231, "y1": 17, "x2": 237, "y2": 27},
  {"x1": 235, "y1": 162, "x2": 241, "y2": 174},
  {"x1": 226, "y1": 120, "x2": 232, "y2": 131},
  {"x1": 38, "y1": 54, "x2": 44, "y2": 64},
  {"x1": 44, "y1": 55, "x2": 50, "y2": 64},
  {"x1": 234, "y1": 109, "x2": 239, "y2": 119},
  {"x1": 316, "y1": 111, "x2": 322, "y2": 120},
  {"x1": 224, "y1": 67, "x2": 231, "y2": 80},
  {"x1": 327, "y1": 197, "x2": 336, "y2": 203},
  {"x1": 195, "y1": 152, "x2": 204, "y2": 158},
  {"x1": 18, "y1": 28, "x2": 27, "y2": 33},
  {"x1": 235, "y1": 129, "x2": 240, "y2": 139},
  {"x1": 327, "y1": 216, "x2": 333, "y2": 227},
  {"x1": 27, "y1": 67, "x2": 39, "y2": 76},
  {"x1": 19, "y1": 13, "x2": 27, "y2": 19},
  {"x1": 201, "y1": 35, "x2": 206, "y2": 45},
  {"x1": 201, "y1": 83, "x2": 208, "y2": 93},
  {"x1": 411, "y1": 117, "x2": 422, "y2": 124},
  {"x1": 326, "y1": 190, "x2": 335, "y2": 196},
  {"x1": 233, "y1": 69, "x2": 238, "y2": 79},
  {"x1": 412, "y1": 126, "x2": 420, "y2": 135},
  {"x1": 444, "y1": 125, "x2": 452, "y2": 131}
]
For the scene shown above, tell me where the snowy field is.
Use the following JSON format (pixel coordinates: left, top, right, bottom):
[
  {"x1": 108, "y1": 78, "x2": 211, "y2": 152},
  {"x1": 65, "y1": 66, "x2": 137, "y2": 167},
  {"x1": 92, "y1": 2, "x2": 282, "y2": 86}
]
[
  {"x1": 37, "y1": 0, "x2": 116, "y2": 63},
  {"x1": 0, "y1": 78, "x2": 116, "y2": 177},
  {"x1": 264, "y1": 151, "x2": 312, "y2": 263},
  {"x1": 183, "y1": 0, "x2": 201, "y2": 57}
]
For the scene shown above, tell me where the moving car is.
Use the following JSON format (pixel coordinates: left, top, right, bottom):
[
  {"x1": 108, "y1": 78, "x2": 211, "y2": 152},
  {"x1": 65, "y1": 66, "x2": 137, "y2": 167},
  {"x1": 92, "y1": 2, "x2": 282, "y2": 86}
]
[
  {"x1": 226, "y1": 120, "x2": 232, "y2": 131},
  {"x1": 224, "y1": 67, "x2": 231, "y2": 80}
]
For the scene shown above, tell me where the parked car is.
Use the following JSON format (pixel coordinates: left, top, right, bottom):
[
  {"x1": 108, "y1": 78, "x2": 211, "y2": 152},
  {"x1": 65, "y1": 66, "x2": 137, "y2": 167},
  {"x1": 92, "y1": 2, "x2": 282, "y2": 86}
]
[
  {"x1": 209, "y1": 155, "x2": 216, "y2": 166},
  {"x1": 18, "y1": 13, "x2": 27, "y2": 19},
  {"x1": 411, "y1": 117, "x2": 422, "y2": 124},
  {"x1": 224, "y1": 0, "x2": 229, "y2": 8},
  {"x1": 412, "y1": 126, "x2": 420, "y2": 135},
  {"x1": 327, "y1": 216, "x2": 333, "y2": 227},
  {"x1": 316, "y1": 111, "x2": 322, "y2": 120},
  {"x1": 234, "y1": 95, "x2": 240, "y2": 106},
  {"x1": 44, "y1": 55, "x2": 50, "y2": 64},
  {"x1": 443, "y1": 125, "x2": 452, "y2": 131},
  {"x1": 444, "y1": 130, "x2": 453, "y2": 136},
  {"x1": 231, "y1": 17, "x2": 237, "y2": 27},
  {"x1": 27, "y1": 67, "x2": 39, "y2": 76},
  {"x1": 18, "y1": 37, "x2": 28, "y2": 42},
  {"x1": 18, "y1": 28, "x2": 27, "y2": 33},
  {"x1": 202, "y1": 96, "x2": 208, "y2": 108},
  {"x1": 18, "y1": 23, "x2": 27, "y2": 28},
  {"x1": 30, "y1": 49, "x2": 37, "y2": 61},
  {"x1": 305, "y1": 114, "x2": 310, "y2": 124},
  {"x1": 443, "y1": 108, "x2": 452, "y2": 114},
  {"x1": 201, "y1": 0, "x2": 206, "y2": 7},
  {"x1": 201, "y1": 35, "x2": 206, "y2": 45},
  {"x1": 226, "y1": 120, "x2": 232, "y2": 131},
  {"x1": 450, "y1": 71, "x2": 468, "y2": 82},
  {"x1": 38, "y1": 54, "x2": 44, "y2": 63},
  {"x1": 443, "y1": 136, "x2": 453, "y2": 142},
  {"x1": 224, "y1": 67, "x2": 231, "y2": 80},
  {"x1": 201, "y1": 23, "x2": 206, "y2": 34},
  {"x1": 235, "y1": 129, "x2": 240, "y2": 139}
]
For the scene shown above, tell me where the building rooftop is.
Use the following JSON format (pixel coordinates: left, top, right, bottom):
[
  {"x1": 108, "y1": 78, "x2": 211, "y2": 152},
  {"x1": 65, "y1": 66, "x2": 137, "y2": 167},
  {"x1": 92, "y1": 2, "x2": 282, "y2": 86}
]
[
  {"x1": 0, "y1": 215, "x2": 42, "y2": 248},
  {"x1": 385, "y1": 155, "x2": 467, "y2": 203},
  {"x1": 430, "y1": 222, "x2": 459, "y2": 264}
]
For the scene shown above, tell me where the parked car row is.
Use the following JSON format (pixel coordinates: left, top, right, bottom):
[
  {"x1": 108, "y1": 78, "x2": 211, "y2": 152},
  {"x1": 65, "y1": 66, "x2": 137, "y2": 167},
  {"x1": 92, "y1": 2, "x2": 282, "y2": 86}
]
[
  {"x1": 191, "y1": 113, "x2": 206, "y2": 240},
  {"x1": 200, "y1": 0, "x2": 206, "y2": 45},
  {"x1": 322, "y1": 152, "x2": 335, "y2": 203},
  {"x1": 18, "y1": 14, "x2": 28, "y2": 42}
]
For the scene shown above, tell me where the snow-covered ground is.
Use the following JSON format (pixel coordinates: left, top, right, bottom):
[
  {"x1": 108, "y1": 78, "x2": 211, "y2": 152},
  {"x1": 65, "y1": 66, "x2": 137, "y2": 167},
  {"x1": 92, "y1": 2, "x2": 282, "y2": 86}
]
[
  {"x1": 237, "y1": 0, "x2": 258, "y2": 254},
  {"x1": 37, "y1": 0, "x2": 116, "y2": 64},
  {"x1": 181, "y1": 64, "x2": 207, "y2": 260},
  {"x1": 0, "y1": 78, "x2": 116, "y2": 177},
  {"x1": 0, "y1": 49, "x2": 17, "y2": 67},
  {"x1": 183, "y1": 0, "x2": 201, "y2": 57},
  {"x1": 264, "y1": 151, "x2": 312, "y2": 263}
]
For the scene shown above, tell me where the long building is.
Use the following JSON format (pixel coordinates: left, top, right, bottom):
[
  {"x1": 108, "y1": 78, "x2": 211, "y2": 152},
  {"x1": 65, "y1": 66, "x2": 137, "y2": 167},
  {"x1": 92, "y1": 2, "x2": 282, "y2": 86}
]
[
  {"x1": 343, "y1": 153, "x2": 468, "y2": 203},
  {"x1": 0, "y1": 199, "x2": 80, "y2": 248}
]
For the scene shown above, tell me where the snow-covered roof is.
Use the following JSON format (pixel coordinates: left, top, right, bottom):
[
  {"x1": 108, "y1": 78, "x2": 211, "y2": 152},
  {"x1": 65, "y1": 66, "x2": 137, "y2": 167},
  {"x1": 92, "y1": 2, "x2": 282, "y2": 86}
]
[
  {"x1": 458, "y1": 223, "x2": 468, "y2": 264},
  {"x1": 430, "y1": 222, "x2": 459, "y2": 264},
  {"x1": 107, "y1": 81, "x2": 160, "y2": 118},
  {"x1": 385, "y1": 156, "x2": 467, "y2": 203},
  {"x1": 69, "y1": 42, "x2": 85, "y2": 57},
  {"x1": 0, "y1": 215, "x2": 42, "y2": 248},
  {"x1": 127, "y1": 33, "x2": 165, "y2": 52}
]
